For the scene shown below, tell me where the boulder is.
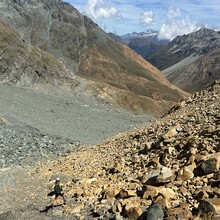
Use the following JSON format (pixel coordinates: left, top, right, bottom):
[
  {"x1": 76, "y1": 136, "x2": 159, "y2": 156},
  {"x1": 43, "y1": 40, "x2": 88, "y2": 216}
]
[
  {"x1": 156, "y1": 166, "x2": 174, "y2": 183},
  {"x1": 201, "y1": 153, "x2": 220, "y2": 174},
  {"x1": 198, "y1": 198, "x2": 220, "y2": 214},
  {"x1": 166, "y1": 207, "x2": 193, "y2": 219},
  {"x1": 146, "y1": 203, "x2": 164, "y2": 220},
  {"x1": 162, "y1": 128, "x2": 178, "y2": 140},
  {"x1": 177, "y1": 165, "x2": 194, "y2": 182},
  {"x1": 102, "y1": 188, "x2": 120, "y2": 199},
  {"x1": 125, "y1": 207, "x2": 143, "y2": 219}
]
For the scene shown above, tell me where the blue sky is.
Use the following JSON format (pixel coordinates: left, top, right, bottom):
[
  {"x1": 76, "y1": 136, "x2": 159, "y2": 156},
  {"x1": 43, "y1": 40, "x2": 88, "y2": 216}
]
[{"x1": 66, "y1": 0, "x2": 220, "y2": 40}]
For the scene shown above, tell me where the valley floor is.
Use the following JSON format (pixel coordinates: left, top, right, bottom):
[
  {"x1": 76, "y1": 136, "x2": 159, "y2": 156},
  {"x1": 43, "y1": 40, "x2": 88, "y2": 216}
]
[{"x1": 0, "y1": 83, "x2": 154, "y2": 145}]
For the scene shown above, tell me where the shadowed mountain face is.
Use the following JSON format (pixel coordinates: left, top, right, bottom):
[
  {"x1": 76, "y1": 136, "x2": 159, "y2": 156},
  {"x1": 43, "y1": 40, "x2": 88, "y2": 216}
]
[
  {"x1": 127, "y1": 38, "x2": 158, "y2": 58},
  {"x1": 147, "y1": 28, "x2": 220, "y2": 93},
  {"x1": 0, "y1": 0, "x2": 188, "y2": 115},
  {"x1": 108, "y1": 31, "x2": 168, "y2": 60}
]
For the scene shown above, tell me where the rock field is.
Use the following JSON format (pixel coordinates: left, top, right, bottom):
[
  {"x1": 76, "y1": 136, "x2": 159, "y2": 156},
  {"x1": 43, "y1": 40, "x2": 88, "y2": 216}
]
[
  {"x1": 0, "y1": 81, "x2": 219, "y2": 220},
  {"x1": 0, "y1": 122, "x2": 75, "y2": 167},
  {"x1": 35, "y1": 81, "x2": 220, "y2": 219}
]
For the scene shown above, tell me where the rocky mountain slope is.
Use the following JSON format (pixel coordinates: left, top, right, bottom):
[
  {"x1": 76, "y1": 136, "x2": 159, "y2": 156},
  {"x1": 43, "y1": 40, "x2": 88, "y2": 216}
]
[
  {"x1": 147, "y1": 28, "x2": 220, "y2": 93},
  {"x1": 42, "y1": 80, "x2": 219, "y2": 219},
  {"x1": 1, "y1": 81, "x2": 218, "y2": 219},
  {"x1": 42, "y1": 80, "x2": 219, "y2": 220},
  {"x1": 0, "y1": 20, "x2": 77, "y2": 86},
  {"x1": 0, "y1": 82, "x2": 155, "y2": 155},
  {"x1": 0, "y1": 0, "x2": 188, "y2": 115}
]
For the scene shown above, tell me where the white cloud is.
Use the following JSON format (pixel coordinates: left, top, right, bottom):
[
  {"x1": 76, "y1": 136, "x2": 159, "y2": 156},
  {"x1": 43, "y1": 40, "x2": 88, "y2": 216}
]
[
  {"x1": 84, "y1": 0, "x2": 120, "y2": 20},
  {"x1": 139, "y1": 11, "x2": 155, "y2": 25},
  {"x1": 157, "y1": 6, "x2": 203, "y2": 40},
  {"x1": 158, "y1": 19, "x2": 202, "y2": 40},
  {"x1": 167, "y1": 7, "x2": 180, "y2": 20},
  {"x1": 97, "y1": 7, "x2": 118, "y2": 18},
  {"x1": 70, "y1": 0, "x2": 219, "y2": 36}
]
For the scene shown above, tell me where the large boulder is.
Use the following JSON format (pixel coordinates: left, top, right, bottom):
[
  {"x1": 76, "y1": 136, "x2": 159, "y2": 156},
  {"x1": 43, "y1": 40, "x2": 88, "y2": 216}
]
[{"x1": 146, "y1": 203, "x2": 164, "y2": 220}]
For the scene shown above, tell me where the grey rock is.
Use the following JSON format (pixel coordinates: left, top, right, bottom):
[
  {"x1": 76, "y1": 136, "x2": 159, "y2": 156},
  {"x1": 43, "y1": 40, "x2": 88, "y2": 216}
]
[
  {"x1": 146, "y1": 204, "x2": 164, "y2": 220},
  {"x1": 201, "y1": 157, "x2": 219, "y2": 174}
]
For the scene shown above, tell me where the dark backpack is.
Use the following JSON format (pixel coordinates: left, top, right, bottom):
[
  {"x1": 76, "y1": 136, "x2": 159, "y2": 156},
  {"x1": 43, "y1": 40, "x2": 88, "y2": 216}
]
[{"x1": 54, "y1": 184, "x2": 62, "y2": 194}]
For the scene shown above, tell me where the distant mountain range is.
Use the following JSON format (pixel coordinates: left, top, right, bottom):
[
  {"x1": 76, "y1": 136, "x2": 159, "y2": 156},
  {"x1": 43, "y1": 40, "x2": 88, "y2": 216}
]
[
  {"x1": 109, "y1": 28, "x2": 220, "y2": 93},
  {"x1": 146, "y1": 28, "x2": 220, "y2": 92},
  {"x1": 120, "y1": 29, "x2": 159, "y2": 43},
  {"x1": 0, "y1": 0, "x2": 188, "y2": 115},
  {"x1": 108, "y1": 30, "x2": 168, "y2": 58}
]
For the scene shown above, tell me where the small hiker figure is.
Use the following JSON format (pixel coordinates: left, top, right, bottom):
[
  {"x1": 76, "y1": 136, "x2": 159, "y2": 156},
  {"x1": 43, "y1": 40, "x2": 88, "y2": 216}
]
[{"x1": 48, "y1": 177, "x2": 66, "y2": 206}]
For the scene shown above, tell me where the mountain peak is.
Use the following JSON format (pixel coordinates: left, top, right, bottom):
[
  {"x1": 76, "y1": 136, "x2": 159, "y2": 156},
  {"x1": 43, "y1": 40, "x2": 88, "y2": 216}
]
[
  {"x1": 172, "y1": 28, "x2": 220, "y2": 45},
  {"x1": 189, "y1": 27, "x2": 219, "y2": 40},
  {"x1": 121, "y1": 29, "x2": 159, "y2": 41}
]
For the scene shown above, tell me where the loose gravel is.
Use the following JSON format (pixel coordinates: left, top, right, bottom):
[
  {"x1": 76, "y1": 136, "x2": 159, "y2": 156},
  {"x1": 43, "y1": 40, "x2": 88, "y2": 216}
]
[{"x1": 0, "y1": 83, "x2": 155, "y2": 167}]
